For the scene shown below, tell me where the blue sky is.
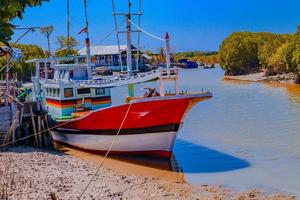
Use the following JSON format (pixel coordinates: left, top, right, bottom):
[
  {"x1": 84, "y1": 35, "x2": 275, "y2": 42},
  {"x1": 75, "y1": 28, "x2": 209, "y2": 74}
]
[{"x1": 12, "y1": 0, "x2": 300, "y2": 52}]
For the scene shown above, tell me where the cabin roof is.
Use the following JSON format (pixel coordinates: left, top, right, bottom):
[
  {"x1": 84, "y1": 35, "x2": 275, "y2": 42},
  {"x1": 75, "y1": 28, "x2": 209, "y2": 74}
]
[
  {"x1": 26, "y1": 56, "x2": 86, "y2": 63},
  {"x1": 78, "y1": 44, "x2": 139, "y2": 56},
  {"x1": 52, "y1": 63, "x2": 87, "y2": 69}
]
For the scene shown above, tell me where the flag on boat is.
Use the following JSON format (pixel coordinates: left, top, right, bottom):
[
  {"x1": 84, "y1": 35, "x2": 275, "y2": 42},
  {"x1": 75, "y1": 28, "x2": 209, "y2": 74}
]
[{"x1": 78, "y1": 27, "x2": 88, "y2": 34}]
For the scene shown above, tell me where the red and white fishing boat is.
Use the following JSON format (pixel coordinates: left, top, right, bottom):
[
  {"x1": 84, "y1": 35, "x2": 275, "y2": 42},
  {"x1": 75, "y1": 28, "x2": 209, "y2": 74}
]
[
  {"x1": 28, "y1": 0, "x2": 212, "y2": 158},
  {"x1": 52, "y1": 87, "x2": 212, "y2": 158}
]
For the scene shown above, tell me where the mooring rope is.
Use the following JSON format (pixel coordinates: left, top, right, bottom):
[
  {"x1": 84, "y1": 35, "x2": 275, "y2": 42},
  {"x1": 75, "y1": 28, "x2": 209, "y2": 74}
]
[
  {"x1": 128, "y1": 19, "x2": 166, "y2": 42},
  {"x1": 78, "y1": 102, "x2": 132, "y2": 199},
  {"x1": 0, "y1": 117, "x2": 72, "y2": 148}
]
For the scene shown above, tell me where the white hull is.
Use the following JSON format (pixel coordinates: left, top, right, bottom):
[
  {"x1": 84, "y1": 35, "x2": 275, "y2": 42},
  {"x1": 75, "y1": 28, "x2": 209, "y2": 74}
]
[{"x1": 51, "y1": 131, "x2": 177, "y2": 156}]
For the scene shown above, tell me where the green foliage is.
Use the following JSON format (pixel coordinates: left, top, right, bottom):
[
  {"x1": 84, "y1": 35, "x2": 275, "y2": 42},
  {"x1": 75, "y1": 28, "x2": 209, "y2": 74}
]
[
  {"x1": 219, "y1": 29, "x2": 300, "y2": 75},
  {"x1": 55, "y1": 35, "x2": 78, "y2": 57},
  {"x1": 55, "y1": 49, "x2": 78, "y2": 57},
  {"x1": 0, "y1": 43, "x2": 46, "y2": 81},
  {"x1": 256, "y1": 33, "x2": 291, "y2": 69},
  {"x1": 268, "y1": 43, "x2": 290, "y2": 74},
  {"x1": 173, "y1": 51, "x2": 218, "y2": 64},
  {"x1": 0, "y1": 0, "x2": 48, "y2": 46},
  {"x1": 219, "y1": 32, "x2": 260, "y2": 75}
]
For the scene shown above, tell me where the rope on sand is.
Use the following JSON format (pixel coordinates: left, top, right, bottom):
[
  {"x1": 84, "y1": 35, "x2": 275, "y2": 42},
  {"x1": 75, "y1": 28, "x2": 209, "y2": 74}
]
[{"x1": 78, "y1": 103, "x2": 133, "y2": 199}]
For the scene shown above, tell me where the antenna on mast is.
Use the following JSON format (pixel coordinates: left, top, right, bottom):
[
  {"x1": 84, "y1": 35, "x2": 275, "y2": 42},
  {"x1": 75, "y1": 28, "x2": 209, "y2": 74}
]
[
  {"x1": 83, "y1": 0, "x2": 92, "y2": 79},
  {"x1": 40, "y1": 25, "x2": 54, "y2": 57},
  {"x1": 112, "y1": 0, "x2": 142, "y2": 77},
  {"x1": 67, "y1": 0, "x2": 70, "y2": 52}
]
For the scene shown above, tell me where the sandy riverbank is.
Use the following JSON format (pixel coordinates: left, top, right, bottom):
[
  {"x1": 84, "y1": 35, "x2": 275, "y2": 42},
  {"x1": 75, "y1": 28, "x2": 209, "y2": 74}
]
[
  {"x1": 224, "y1": 72, "x2": 298, "y2": 84},
  {"x1": 0, "y1": 147, "x2": 296, "y2": 200}
]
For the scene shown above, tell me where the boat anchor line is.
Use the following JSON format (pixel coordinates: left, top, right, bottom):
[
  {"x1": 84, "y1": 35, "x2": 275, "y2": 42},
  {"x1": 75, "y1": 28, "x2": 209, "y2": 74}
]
[
  {"x1": 0, "y1": 114, "x2": 72, "y2": 148},
  {"x1": 78, "y1": 102, "x2": 132, "y2": 199}
]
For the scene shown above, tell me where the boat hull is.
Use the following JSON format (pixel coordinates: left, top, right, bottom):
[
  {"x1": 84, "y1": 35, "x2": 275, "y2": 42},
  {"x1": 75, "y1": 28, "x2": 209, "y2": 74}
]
[
  {"x1": 51, "y1": 93, "x2": 212, "y2": 158},
  {"x1": 52, "y1": 131, "x2": 177, "y2": 158}
]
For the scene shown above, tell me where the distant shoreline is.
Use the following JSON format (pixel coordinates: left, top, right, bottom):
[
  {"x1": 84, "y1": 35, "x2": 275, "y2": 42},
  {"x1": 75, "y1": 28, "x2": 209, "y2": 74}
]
[{"x1": 224, "y1": 72, "x2": 299, "y2": 84}]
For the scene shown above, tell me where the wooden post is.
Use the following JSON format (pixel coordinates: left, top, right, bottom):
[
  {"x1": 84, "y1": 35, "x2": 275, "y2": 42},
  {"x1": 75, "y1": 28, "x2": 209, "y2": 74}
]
[
  {"x1": 19, "y1": 107, "x2": 24, "y2": 125},
  {"x1": 41, "y1": 117, "x2": 47, "y2": 147},
  {"x1": 12, "y1": 110, "x2": 20, "y2": 144},
  {"x1": 159, "y1": 79, "x2": 165, "y2": 96},
  {"x1": 37, "y1": 116, "x2": 42, "y2": 148},
  {"x1": 29, "y1": 105, "x2": 38, "y2": 147},
  {"x1": 175, "y1": 78, "x2": 179, "y2": 95},
  {"x1": 44, "y1": 115, "x2": 53, "y2": 148}
]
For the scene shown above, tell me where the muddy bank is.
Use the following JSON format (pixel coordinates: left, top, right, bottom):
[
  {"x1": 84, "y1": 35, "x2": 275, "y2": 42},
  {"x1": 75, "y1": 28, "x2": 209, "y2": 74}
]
[
  {"x1": 0, "y1": 147, "x2": 296, "y2": 200},
  {"x1": 224, "y1": 72, "x2": 299, "y2": 84}
]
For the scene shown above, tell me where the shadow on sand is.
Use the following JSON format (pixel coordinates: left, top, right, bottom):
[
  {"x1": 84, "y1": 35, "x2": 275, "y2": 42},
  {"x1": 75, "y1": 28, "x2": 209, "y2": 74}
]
[{"x1": 173, "y1": 139, "x2": 250, "y2": 173}]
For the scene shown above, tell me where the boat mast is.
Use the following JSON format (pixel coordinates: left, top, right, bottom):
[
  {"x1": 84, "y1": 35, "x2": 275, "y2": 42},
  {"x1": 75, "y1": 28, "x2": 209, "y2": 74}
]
[
  {"x1": 126, "y1": 0, "x2": 133, "y2": 77},
  {"x1": 67, "y1": 0, "x2": 70, "y2": 52},
  {"x1": 136, "y1": 0, "x2": 142, "y2": 70},
  {"x1": 111, "y1": 0, "x2": 124, "y2": 72},
  {"x1": 165, "y1": 32, "x2": 171, "y2": 69},
  {"x1": 83, "y1": 0, "x2": 92, "y2": 79}
]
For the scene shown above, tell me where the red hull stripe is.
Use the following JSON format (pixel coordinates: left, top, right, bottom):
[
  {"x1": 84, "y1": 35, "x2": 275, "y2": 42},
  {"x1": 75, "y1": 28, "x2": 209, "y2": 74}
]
[
  {"x1": 54, "y1": 140, "x2": 172, "y2": 159},
  {"x1": 54, "y1": 123, "x2": 179, "y2": 135}
]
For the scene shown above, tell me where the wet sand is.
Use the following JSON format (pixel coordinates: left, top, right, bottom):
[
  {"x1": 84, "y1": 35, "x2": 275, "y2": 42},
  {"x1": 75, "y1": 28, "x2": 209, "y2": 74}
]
[
  {"x1": 55, "y1": 144, "x2": 185, "y2": 183},
  {"x1": 224, "y1": 72, "x2": 297, "y2": 83},
  {"x1": 0, "y1": 146, "x2": 296, "y2": 200}
]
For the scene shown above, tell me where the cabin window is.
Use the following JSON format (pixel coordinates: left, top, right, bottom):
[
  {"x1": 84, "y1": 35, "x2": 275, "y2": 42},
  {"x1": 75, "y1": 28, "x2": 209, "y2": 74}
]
[
  {"x1": 77, "y1": 88, "x2": 91, "y2": 95},
  {"x1": 95, "y1": 88, "x2": 105, "y2": 95},
  {"x1": 64, "y1": 88, "x2": 74, "y2": 98},
  {"x1": 54, "y1": 88, "x2": 60, "y2": 97}
]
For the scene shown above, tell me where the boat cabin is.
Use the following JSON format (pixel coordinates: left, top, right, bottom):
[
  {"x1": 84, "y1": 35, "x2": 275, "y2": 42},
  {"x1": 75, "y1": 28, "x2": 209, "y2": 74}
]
[{"x1": 26, "y1": 56, "x2": 112, "y2": 120}]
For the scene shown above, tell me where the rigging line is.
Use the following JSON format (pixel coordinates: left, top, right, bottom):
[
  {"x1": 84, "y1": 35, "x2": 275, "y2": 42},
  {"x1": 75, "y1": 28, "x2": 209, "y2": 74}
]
[
  {"x1": 128, "y1": 19, "x2": 165, "y2": 42},
  {"x1": 0, "y1": 62, "x2": 12, "y2": 73},
  {"x1": 112, "y1": 0, "x2": 124, "y2": 70},
  {"x1": 83, "y1": 0, "x2": 90, "y2": 37},
  {"x1": 67, "y1": 0, "x2": 70, "y2": 51},
  {"x1": 98, "y1": 19, "x2": 125, "y2": 45},
  {"x1": 0, "y1": 119, "x2": 72, "y2": 148},
  {"x1": 78, "y1": 102, "x2": 133, "y2": 199},
  {"x1": 13, "y1": 28, "x2": 34, "y2": 46}
]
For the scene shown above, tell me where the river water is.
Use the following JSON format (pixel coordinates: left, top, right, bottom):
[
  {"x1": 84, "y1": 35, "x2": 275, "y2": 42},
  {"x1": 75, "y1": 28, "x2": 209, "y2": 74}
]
[{"x1": 63, "y1": 67, "x2": 300, "y2": 196}]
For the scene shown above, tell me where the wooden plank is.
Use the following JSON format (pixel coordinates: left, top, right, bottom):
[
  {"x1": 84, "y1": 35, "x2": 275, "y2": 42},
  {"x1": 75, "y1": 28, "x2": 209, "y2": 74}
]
[
  {"x1": 29, "y1": 105, "x2": 38, "y2": 147},
  {"x1": 0, "y1": 105, "x2": 13, "y2": 144}
]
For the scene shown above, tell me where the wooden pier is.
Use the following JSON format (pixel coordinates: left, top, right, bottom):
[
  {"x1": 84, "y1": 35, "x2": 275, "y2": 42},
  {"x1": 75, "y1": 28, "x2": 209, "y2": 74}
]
[{"x1": 0, "y1": 99, "x2": 54, "y2": 150}]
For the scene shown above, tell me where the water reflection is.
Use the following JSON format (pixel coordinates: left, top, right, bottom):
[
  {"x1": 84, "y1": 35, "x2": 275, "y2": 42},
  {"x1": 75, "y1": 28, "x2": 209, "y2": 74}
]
[
  {"x1": 223, "y1": 77, "x2": 300, "y2": 106},
  {"x1": 264, "y1": 82, "x2": 300, "y2": 106}
]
